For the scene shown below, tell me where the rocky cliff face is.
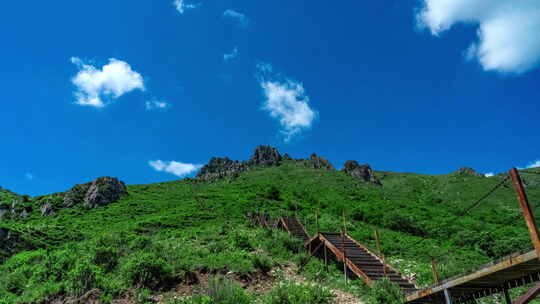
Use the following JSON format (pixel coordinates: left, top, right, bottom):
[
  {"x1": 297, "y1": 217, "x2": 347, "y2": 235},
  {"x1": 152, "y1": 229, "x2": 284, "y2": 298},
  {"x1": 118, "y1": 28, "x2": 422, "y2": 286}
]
[
  {"x1": 342, "y1": 160, "x2": 381, "y2": 185},
  {"x1": 248, "y1": 146, "x2": 282, "y2": 167}
]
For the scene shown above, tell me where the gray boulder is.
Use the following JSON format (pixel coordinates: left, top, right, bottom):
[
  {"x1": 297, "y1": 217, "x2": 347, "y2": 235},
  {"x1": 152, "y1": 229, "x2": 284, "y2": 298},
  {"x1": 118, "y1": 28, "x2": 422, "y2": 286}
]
[
  {"x1": 342, "y1": 161, "x2": 381, "y2": 185},
  {"x1": 196, "y1": 157, "x2": 248, "y2": 181},
  {"x1": 40, "y1": 203, "x2": 55, "y2": 216}
]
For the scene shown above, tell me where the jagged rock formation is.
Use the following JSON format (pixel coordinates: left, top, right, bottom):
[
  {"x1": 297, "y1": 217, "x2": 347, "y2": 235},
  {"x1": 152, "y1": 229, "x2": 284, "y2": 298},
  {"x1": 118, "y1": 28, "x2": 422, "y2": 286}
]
[
  {"x1": 309, "y1": 153, "x2": 335, "y2": 170},
  {"x1": 196, "y1": 157, "x2": 248, "y2": 181},
  {"x1": 40, "y1": 203, "x2": 55, "y2": 217},
  {"x1": 197, "y1": 146, "x2": 284, "y2": 181},
  {"x1": 454, "y1": 167, "x2": 483, "y2": 177},
  {"x1": 248, "y1": 145, "x2": 282, "y2": 167},
  {"x1": 63, "y1": 177, "x2": 128, "y2": 208},
  {"x1": 342, "y1": 161, "x2": 381, "y2": 185},
  {"x1": 0, "y1": 197, "x2": 32, "y2": 220}
]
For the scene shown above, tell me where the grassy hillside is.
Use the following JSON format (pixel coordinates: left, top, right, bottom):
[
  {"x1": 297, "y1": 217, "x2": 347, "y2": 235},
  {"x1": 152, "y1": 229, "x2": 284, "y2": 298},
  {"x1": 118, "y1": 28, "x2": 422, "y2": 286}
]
[{"x1": 1, "y1": 161, "x2": 540, "y2": 303}]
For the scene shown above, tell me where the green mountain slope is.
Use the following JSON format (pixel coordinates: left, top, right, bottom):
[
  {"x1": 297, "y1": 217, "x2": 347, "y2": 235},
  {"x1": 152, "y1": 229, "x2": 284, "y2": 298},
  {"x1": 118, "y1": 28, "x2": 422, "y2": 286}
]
[{"x1": 1, "y1": 155, "x2": 540, "y2": 303}]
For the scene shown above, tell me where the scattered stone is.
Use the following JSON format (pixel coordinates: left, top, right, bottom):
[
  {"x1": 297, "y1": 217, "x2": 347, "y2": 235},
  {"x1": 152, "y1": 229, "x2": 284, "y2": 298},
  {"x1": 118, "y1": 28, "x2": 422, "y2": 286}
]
[
  {"x1": 63, "y1": 177, "x2": 128, "y2": 208},
  {"x1": 454, "y1": 167, "x2": 483, "y2": 177},
  {"x1": 342, "y1": 160, "x2": 381, "y2": 185},
  {"x1": 309, "y1": 153, "x2": 335, "y2": 170}
]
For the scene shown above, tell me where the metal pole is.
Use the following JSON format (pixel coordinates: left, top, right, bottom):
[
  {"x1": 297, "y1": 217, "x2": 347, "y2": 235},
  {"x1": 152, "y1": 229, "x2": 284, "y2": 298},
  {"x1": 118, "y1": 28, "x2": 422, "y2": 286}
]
[
  {"x1": 509, "y1": 168, "x2": 540, "y2": 258},
  {"x1": 503, "y1": 289, "x2": 512, "y2": 304},
  {"x1": 444, "y1": 289, "x2": 453, "y2": 304},
  {"x1": 324, "y1": 244, "x2": 328, "y2": 272},
  {"x1": 431, "y1": 258, "x2": 441, "y2": 284},
  {"x1": 341, "y1": 226, "x2": 347, "y2": 284}
]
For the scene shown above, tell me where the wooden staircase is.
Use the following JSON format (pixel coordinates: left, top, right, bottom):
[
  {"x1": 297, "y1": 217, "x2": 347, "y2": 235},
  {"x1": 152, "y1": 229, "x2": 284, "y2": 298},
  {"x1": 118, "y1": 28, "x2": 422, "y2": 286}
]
[
  {"x1": 279, "y1": 215, "x2": 310, "y2": 241},
  {"x1": 312, "y1": 232, "x2": 417, "y2": 294}
]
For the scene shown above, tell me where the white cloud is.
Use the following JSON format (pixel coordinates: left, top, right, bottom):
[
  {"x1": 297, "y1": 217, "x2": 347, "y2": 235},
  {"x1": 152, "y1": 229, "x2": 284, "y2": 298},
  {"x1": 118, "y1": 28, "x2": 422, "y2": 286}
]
[
  {"x1": 484, "y1": 172, "x2": 495, "y2": 177},
  {"x1": 224, "y1": 47, "x2": 239, "y2": 62},
  {"x1": 519, "y1": 160, "x2": 540, "y2": 170},
  {"x1": 256, "y1": 63, "x2": 317, "y2": 142},
  {"x1": 149, "y1": 160, "x2": 202, "y2": 177},
  {"x1": 174, "y1": 0, "x2": 198, "y2": 14},
  {"x1": 417, "y1": 0, "x2": 540, "y2": 73},
  {"x1": 25, "y1": 173, "x2": 34, "y2": 180},
  {"x1": 223, "y1": 9, "x2": 249, "y2": 28},
  {"x1": 145, "y1": 100, "x2": 169, "y2": 111},
  {"x1": 70, "y1": 57, "x2": 145, "y2": 107}
]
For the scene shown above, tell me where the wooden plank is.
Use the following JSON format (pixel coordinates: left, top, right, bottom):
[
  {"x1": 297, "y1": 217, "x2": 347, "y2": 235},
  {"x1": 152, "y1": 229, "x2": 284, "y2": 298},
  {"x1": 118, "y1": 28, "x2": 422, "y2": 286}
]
[{"x1": 406, "y1": 251, "x2": 538, "y2": 302}]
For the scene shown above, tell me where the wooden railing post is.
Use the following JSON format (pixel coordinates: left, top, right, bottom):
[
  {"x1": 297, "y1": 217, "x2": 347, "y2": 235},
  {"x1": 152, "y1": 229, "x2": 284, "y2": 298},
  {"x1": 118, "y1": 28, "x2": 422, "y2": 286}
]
[
  {"x1": 509, "y1": 168, "x2": 540, "y2": 259},
  {"x1": 431, "y1": 257, "x2": 440, "y2": 284},
  {"x1": 374, "y1": 228, "x2": 386, "y2": 276}
]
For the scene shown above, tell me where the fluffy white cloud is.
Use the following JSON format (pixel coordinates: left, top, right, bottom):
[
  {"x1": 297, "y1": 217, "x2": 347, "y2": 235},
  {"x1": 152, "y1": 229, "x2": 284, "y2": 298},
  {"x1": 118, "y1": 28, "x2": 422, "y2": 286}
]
[
  {"x1": 173, "y1": 0, "x2": 197, "y2": 14},
  {"x1": 224, "y1": 47, "x2": 239, "y2": 62},
  {"x1": 417, "y1": 0, "x2": 540, "y2": 73},
  {"x1": 223, "y1": 9, "x2": 249, "y2": 28},
  {"x1": 145, "y1": 100, "x2": 169, "y2": 111},
  {"x1": 257, "y1": 63, "x2": 317, "y2": 142},
  {"x1": 484, "y1": 172, "x2": 495, "y2": 177},
  {"x1": 70, "y1": 57, "x2": 145, "y2": 107},
  {"x1": 149, "y1": 160, "x2": 202, "y2": 177}
]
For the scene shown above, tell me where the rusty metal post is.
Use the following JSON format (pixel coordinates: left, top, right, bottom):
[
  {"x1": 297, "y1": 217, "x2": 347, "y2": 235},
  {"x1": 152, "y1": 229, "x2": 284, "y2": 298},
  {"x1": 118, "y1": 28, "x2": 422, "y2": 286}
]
[
  {"x1": 444, "y1": 289, "x2": 453, "y2": 304},
  {"x1": 431, "y1": 258, "x2": 441, "y2": 284},
  {"x1": 509, "y1": 168, "x2": 540, "y2": 258}
]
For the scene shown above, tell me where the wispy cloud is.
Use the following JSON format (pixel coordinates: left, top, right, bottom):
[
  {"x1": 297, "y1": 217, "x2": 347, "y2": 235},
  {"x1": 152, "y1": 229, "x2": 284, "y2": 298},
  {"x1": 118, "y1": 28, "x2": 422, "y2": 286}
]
[
  {"x1": 484, "y1": 172, "x2": 495, "y2": 177},
  {"x1": 173, "y1": 0, "x2": 198, "y2": 14},
  {"x1": 256, "y1": 63, "x2": 317, "y2": 142},
  {"x1": 70, "y1": 57, "x2": 145, "y2": 107},
  {"x1": 149, "y1": 160, "x2": 202, "y2": 177},
  {"x1": 25, "y1": 173, "x2": 35, "y2": 180},
  {"x1": 519, "y1": 160, "x2": 540, "y2": 170},
  {"x1": 223, "y1": 47, "x2": 239, "y2": 62},
  {"x1": 145, "y1": 100, "x2": 169, "y2": 111},
  {"x1": 416, "y1": 0, "x2": 540, "y2": 74},
  {"x1": 223, "y1": 9, "x2": 249, "y2": 28}
]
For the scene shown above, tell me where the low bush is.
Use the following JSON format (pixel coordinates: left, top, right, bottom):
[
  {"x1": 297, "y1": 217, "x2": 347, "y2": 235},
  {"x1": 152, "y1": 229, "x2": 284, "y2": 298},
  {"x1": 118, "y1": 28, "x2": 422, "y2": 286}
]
[
  {"x1": 205, "y1": 276, "x2": 252, "y2": 304},
  {"x1": 121, "y1": 252, "x2": 174, "y2": 290},
  {"x1": 263, "y1": 281, "x2": 334, "y2": 304},
  {"x1": 367, "y1": 278, "x2": 404, "y2": 304}
]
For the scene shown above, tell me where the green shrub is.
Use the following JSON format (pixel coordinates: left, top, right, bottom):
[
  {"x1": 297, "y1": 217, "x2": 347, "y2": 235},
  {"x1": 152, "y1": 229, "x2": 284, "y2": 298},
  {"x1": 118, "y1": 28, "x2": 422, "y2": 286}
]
[
  {"x1": 251, "y1": 254, "x2": 274, "y2": 274},
  {"x1": 368, "y1": 278, "x2": 404, "y2": 304},
  {"x1": 263, "y1": 281, "x2": 334, "y2": 304},
  {"x1": 205, "y1": 276, "x2": 252, "y2": 304},
  {"x1": 66, "y1": 260, "x2": 102, "y2": 295},
  {"x1": 174, "y1": 295, "x2": 214, "y2": 304},
  {"x1": 121, "y1": 252, "x2": 174, "y2": 290}
]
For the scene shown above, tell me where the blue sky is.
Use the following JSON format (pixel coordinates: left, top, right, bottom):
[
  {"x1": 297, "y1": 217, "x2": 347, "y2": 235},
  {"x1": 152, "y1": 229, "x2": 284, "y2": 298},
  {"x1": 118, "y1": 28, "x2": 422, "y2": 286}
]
[{"x1": 1, "y1": 0, "x2": 540, "y2": 196}]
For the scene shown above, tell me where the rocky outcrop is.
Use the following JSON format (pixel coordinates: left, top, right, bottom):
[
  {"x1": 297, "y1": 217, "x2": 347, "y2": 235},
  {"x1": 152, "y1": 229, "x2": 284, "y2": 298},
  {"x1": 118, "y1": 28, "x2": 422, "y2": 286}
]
[
  {"x1": 0, "y1": 198, "x2": 32, "y2": 220},
  {"x1": 196, "y1": 157, "x2": 248, "y2": 181},
  {"x1": 197, "y1": 146, "x2": 283, "y2": 181},
  {"x1": 453, "y1": 167, "x2": 483, "y2": 177},
  {"x1": 63, "y1": 177, "x2": 128, "y2": 208},
  {"x1": 309, "y1": 154, "x2": 335, "y2": 170},
  {"x1": 40, "y1": 203, "x2": 55, "y2": 217},
  {"x1": 342, "y1": 161, "x2": 381, "y2": 185},
  {"x1": 248, "y1": 145, "x2": 282, "y2": 167}
]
